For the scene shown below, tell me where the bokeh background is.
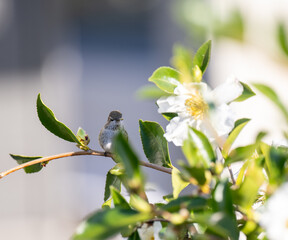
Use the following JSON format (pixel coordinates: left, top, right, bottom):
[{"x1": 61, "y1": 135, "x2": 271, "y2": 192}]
[{"x1": 1, "y1": 0, "x2": 288, "y2": 239}]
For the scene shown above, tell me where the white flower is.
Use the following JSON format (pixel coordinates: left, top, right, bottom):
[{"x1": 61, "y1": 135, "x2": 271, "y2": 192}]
[
  {"x1": 137, "y1": 221, "x2": 162, "y2": 240},
  {"x1": 157, "y1": 76, "x2": 243, "y2": 146},
  {"x1": 259, "y1": 182, "x2": 288, "y2": 240}
]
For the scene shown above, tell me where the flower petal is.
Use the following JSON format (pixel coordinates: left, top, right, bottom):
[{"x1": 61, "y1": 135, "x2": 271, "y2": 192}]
[
  {"x1": 164, "y1": 117, "x2": 192, "y2": 146},
  {"x1": 211, "y1": 76, "x2": 243, "y2": 105},
  {"x1": 157, "y1": 95, "x2": 188, "y2": 114}
]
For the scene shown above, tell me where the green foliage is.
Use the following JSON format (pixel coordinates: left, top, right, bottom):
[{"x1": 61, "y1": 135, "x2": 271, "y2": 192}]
[
  {"x1": 104, "y1": 172, "x2": 121, "y2": 202},
  {"x1": 37, "y1": 94, "x2": 81, "y2": 145},
  {"x1": 234, "y1": 82, "x2": 255, "y2": 102},
  {"x1": 73, "y1": 208, "x2": 152, "y2": 240},
  {"x1": 161, "y1": 113, "x2": 178, "y2": 121},
  {"x1": 182, "y1": 127, "x2": 216, "y2": 168},
  {"x1": 225, "y1": 132, "x2": 266, "y2": 166},
  {"x1": 149, "y1": 67, "x2": 180, "y2": 93},
  {"x1": 10, "y1": 154, "x2": 43, "y2": 173},
  {"x1": 160, "y1": 195, "x2": 208, "y2": 213},
  {"x1": 7, "y1": 40, "x2": 288, "y2": 240},
  {"x1": 222, "y1": 118, "x2": 251, "y2": 158},
  {"x1": 136, "y1": 85, "x2": 168, "y2": 100},
  {"x1": 113, "y1": 132, "x2": 145, "y2": 193},
  {"x1": 233, "y1": 159, "x2": 265, "y2": 210},
  {"x1": 277, "y1": 22, "x2": 288, "y2": 57},
  {"x1": 139, "y1": 120, "x2": 172, "y2": 168},
  {"x1": 192, "y1": 40, "x2": 211, "y2": 75},
  {"x1": 110, "y1": 187, "x2": 129, "y2": 208},
  {"x1": 171, "y1": 166, "x2": 190, "y2": 198}
]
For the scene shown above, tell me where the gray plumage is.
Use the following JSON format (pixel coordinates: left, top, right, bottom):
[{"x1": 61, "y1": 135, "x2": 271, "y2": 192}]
[{"x1": 98, "y1": 111, "x2": 128, "y2": 152}]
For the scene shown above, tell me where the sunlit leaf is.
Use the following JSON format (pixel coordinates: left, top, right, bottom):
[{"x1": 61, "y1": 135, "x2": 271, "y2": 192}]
[
  {"x1": 110, "y1": 187, "x2": 130, "y2": 210},
  {"x1": 130, "y1": 194, "x2": 152, "y2": 213},
  {"x1": 233, "y1": 82, "x2": 255, "y2": 102},
  {"x1": 261, "y1": 143, "x2": 288, "y2": 185},
  {"x1": 222, "y1": 118, "x2": 250, "y2": 158},
  {"x1": 161, "y1": 113, "x2": 178, "y2": 121},
  {"x1": 171, "y1": 44, "x2": 193, "y2": 71},
  {"x1": 194, "y1": 212, "x2": 239, "y2": 240},
  {"x1": 178, "y1": 162, "x2": 207, "y2": 186},
  {"x1": 212, "y1": 179, "x2": 234, "y2": 217},
  {"x1": 136, "y1": 85, "x2": 168, "y2": 100},
  {"x1": 233, "y1": 159, "x2": 265, "y2": 210},
  {"x1": 277, "y1": 22, "x2": 288, "y2": 56},
  {"x1": 139, "y1": 120, "x2": 172, "y2": 168},
  {"x1": 171, "y1": 44, "x2": 194, "y2": 83},
  {"x1": 225, "y1": 132, "x2": 266, "y2": 166},
  {"x1": 171, "y1": 166, "x2": 189, "y2": 198},
  {"x1": 9, "y1": 154, "x2": 43, "y2": 174},
  {"x1": 148, "y1": 67, "x2": 181, "y2": 93},
  {"x1": 113, "y1": 133, "x2": 144, "y2": 192},
  {"x1": 104, "y1": 172, "x2": 121, "y2": 202},
  {"x1": 182, "y1": 127, "x2": 216, "y2": 168},
  {"x1": 192, "y1": 40, "x2": 211, "y2": 74},
  {"x1": 37, "y1": 94, "x2": 81, "y2": 144},
  {"x1": 191, "y1": 65, "x2": 203, "y2": 82},
  {"x1": 160, "y1": 196, "x2": 208, "y2": 213},
  {"x1": 73, "y1": 208, "x2": 151, "y2": 240},
  {"x1": 128, "y1": 231, "x2": 141, "y2": 240}
]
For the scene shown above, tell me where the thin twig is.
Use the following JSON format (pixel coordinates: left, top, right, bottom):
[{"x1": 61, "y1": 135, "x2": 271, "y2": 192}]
[
  {"x1": 0, "y1": 149, "x2": 171, "y2": 179},
  {"x1": 227, "y1": 164, "x2": 236, "y2": 185}
]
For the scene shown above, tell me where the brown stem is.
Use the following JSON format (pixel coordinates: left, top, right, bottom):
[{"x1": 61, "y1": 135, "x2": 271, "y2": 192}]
[
  {"x1": 0, "y1": 149, "x2": 171, "y2": 179},
  {"x1": 227, "y1": 164, "x2": 236, "y2": 185}
]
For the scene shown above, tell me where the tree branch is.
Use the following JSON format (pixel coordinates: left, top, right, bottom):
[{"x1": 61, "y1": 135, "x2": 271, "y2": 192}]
[{"x1": 0, "y1": 149, "x2": 172, "y2": 179}]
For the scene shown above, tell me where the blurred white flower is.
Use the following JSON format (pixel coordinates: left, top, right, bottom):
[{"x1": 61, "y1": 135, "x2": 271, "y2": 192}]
[
  {"x1": 260, "y1": 182, "x2": 288, "y2": 240},
  {"x1": 157, "y1": 77, "x2": 243, "y2": 146},
  {"x1": 137, "y1": 221, "x2": 162, "y2": 240}
]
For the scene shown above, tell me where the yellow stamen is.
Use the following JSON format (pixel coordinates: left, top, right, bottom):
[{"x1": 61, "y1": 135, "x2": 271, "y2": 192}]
[{"x1": 185, "y1": 91, "x2": 208, "y2": 120}]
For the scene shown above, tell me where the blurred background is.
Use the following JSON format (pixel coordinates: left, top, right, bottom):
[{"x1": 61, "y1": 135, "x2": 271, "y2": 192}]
[{"x1": 1, "y1": 0, "x2": 288, "y2": 239}]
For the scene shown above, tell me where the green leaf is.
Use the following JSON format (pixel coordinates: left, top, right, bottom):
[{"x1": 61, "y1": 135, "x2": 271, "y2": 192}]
[
  {"x1": 113, "y1": 132, "x2": 144, "y2": 192},
  {"x1": 261, "y1": 143, "x2": 288, "y2": 185},
  {"x1": 148, "y1": 67, "x2": 180, "y2": 94},
  {"x1": 104, "y1": 172, "x2": 121, "y2": 202},
  {"x1": 73, "y1": 208, "x2": 151, "y2": 240},
  {"x1": 160, "y1": 196, "x2": 208, "y2": 213},
  {"x1": 222, "y1": 118, "x2": 251, "y2": 158},
  {"x1": 194, "y1": 212, "x2": 239, "y2": 240},
  {"x1": 136, "y1": 85, "x2": 168, "y2": 100},
  {"x1": 212, "y1": 179, "x2": 234, "y2": 216},
  {"x1": 192, "y1": 40, "x2": 211, "y2": 74},
  {"x1": 233, "y1": 159, "x2": 265, "y2": 210},
  {"x1": 182, "y1": 127, "x2": 216, "y2": 168},
  {"x1": 161, "y1": 113, "x2": 178, "y2": 121},
  {"x1": 171, "y1": 166, "x2": 189, "y2": 198},
  {"x1": 109, "y1": 163, "x2": 125, "y2": 176},
  {"x1": 130, "y1": 194, "x2": 152, "y2": 213},
  {"x1": 128, "y1": 231, "x2": 141, "y2": 240},
  {"x1": 139, "y1": 120, "x2": 172, "y2": 168},
  {"x1": 225, "y1": 132, "x2": 266, "y2": 166},
  {"x1": 10, "y1": 154, "x2": 43, "y2": 174},
  {"x1": 178, "y1": 162, "x2": 207, "y2": 186},
  {"x1": 37, "y1": 94, "x2": 80, "y2": 144},
  {"x1": 171, "y1": 44, "x2": 193, "y2": 71},
  {"x1": 233, "y1": 82, "x2": 255, "y2": 102},
  {"x1": 253, "y1": 83, "x2": 288, "y2": 122},
  {"x1": 76, "y1": 127, "x2": 90, "y2": 150},
  {"x1": 277, "y1": 22, "x2": 288, "y2": 56},
  {"x1": 191, "y1": 65, "x2": 203, "y2": 82},
  {"x1": 110, "y1": 187, "x2": 130, "y2": 210}
]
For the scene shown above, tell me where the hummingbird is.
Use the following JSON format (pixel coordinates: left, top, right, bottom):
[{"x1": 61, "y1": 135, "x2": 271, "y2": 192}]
[{"x1": 98, "y1": 110, "x2": 128, "y2": 153}]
